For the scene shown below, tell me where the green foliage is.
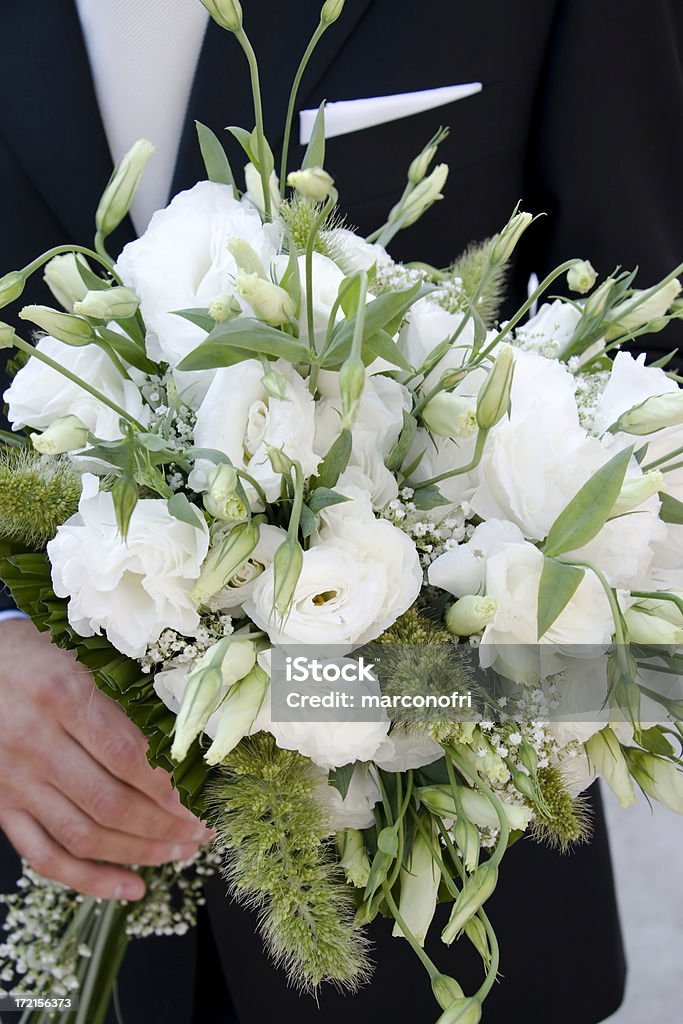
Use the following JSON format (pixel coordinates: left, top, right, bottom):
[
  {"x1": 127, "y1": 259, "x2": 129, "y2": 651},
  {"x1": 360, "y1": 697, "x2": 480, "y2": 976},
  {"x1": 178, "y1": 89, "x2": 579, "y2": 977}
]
[
  {"x1": 0, "y1": 447, "x2": 81, "y2": 548},
  {"x1": 206, "y1": 734, "x2": 371, "y2": 993},
  {"x1": 532, "y1": 766, "x2": 592, "y2": 851},
  {"x1": 442, "y1": 238, "x2": 508, "y2": 326}
]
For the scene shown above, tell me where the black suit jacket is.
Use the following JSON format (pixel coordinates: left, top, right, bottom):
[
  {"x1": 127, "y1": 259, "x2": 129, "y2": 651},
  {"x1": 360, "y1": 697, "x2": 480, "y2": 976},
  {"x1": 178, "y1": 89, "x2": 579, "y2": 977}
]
[{"x1": 3, "y1": 0, "x2": 682, "y2": 1020}]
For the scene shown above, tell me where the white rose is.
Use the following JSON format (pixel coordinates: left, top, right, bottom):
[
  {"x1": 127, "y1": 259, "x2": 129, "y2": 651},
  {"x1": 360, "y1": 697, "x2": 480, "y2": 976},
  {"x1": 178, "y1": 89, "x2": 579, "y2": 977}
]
[
  {"x1": 479, "y1": 541, "x2": 615, "y2": 681},
  {"x1": 428, "y1": 519, "x2": 525, "y2": 598},
  {"x1": 373, "y1": 727, "x2": 443, "y2": 771},
  {"x1": 313, "y1": 765, "x2": 381, "y2": 829},
  {"x1": 4, "y1": 336, "x2": 150, "y2": 439},
  {"x1": 512, "y1": 300, "x2": 582, "y2": 357},
  {"x1": 189, "y1": 359, "x2": 320, "y2": 505},
  {"x1": 471, "y1": 349, "x2": 608, "y2": 540},
  {"x1": 244, "y1": 488, "x2": 422, "y2": 649},
  {"x1": 315, "y1": 371, "x2": 411, "y2": 507},
  {"x1": 115, "y1": 181, "x2": 280, "y2": 402},
  {"x1": 47, "y1": 474, "x2": 209, "y2": 658},
  {"x1": 594, "y1": 352, "x2": 683, "y2": 501}
]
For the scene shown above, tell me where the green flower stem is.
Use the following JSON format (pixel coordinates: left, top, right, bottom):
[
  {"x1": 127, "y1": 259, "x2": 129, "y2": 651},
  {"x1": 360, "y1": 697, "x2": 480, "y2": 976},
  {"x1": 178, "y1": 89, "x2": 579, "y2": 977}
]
[
  {"x1": 560, "y1": 559, "x2": 627, "y2": 645},
  {"x1": 412, "y1": 428, "x2": 489, "y2": 490},
  {"x1": 305, "y1": 189, "x2": 338, "y2": 356},
  {"x1": 234, "y1": 29, "x2": 272, "y2": 220},
  {"x1": 474, "y1": 909, "x2": 500, "y2": 1002},
  {"x1": 308, "y1": 278, "x2": 348, "y2": 394},
  {"x1": 642, "y1": 443, "x2": 683, "y2": 472},
  {"x1": 380, "y1": 880, "x2": 441, "y2": 982},
  {"x1": 478, "y1": 260, "x2": 580, "y2": 362},
  {"x1": 73, "y1": 899, "x2": 121, "y2": 1024},
  {"x1": 279, "y1": 20, "x2": 328, "y2": 192},
  {"x1": 602, "y1": 261, "x2": 683, "y2": 329},
  {"x1": 10, "y1": 335, "x2": 146, "y2": 431},
  {"x1": 446, "y1": 746, "x2": 509, "y2": 870},
  {"x1": 235, "y1": 468, "x2": 269, "y2": 508},
  {"x1": 411, "y1": 806, "x2": 460, "y2": 901},
  {"x1": 22, "y1": 244, "x2": 118, "y2": 280},
  {"x1": 287, "y1": 460, "x2": 305, "y2": 540},
  {"x1": 349, "y1": 271, "x2": 368, "y2": 362}
]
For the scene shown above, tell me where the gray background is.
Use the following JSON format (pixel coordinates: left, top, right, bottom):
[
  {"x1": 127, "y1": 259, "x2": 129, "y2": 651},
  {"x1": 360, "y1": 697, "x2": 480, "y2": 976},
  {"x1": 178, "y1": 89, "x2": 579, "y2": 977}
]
[{"x1": 603, "y1": 787, "x2": 683, "y2": 1022}]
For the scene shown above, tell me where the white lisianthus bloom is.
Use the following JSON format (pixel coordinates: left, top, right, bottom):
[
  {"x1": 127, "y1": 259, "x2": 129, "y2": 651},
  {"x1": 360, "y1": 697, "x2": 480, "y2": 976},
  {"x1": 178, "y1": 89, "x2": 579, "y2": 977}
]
[
  {"x1": 115, "y1": 181, "x2": 280, "y2": 402},
  {"x1": 512, "y1": 300, "x2": 582, "y2": 358},
  {"x1": 556, "y1": 748, "x2": 595, "y2": 798},
  {"x1": 4, "y1": 337, "x2": 150, "y2": 439},
  {"x1": 47, "y1": 475, "x2": 209, "y2": 658},
  {"x1": 212, "y1": 524, "x2": 286, "y2": 612},
  {"x1": 471, "y1": 349, "x2": 608, "y2": 540},
  {"x1": 479, "y1": 541, "x2": 616, "y2": 681},
  {"x1": 404, "y1": 429, "x2": 479, "y2": 506},
  {"x1": 428, "y1": 519, "x2": 525, "y2": 598},
  {"x1": 189, "y1": 359, "x2": 320, "y2": 505},
  {"x1": 315, "y1": 372, "x2": 411, "y2": 506},
  {"x1": 277, "y1": 252, "x2": 346, "y2": 347},
  {"x1": 594, "y1": 352, "x2": 683, "y2": 501},
  {"x1": 312, "y1": 765, "x2": 382, "y2": 829},
  {"x1": 373, "y1": 727, "x2": 443, "y2": 772},
  {"x1": 243, "y1": 485, "x2": 422, "y2": 649},
  {"x1": 398, "y1": 297, "x2": 473, "y2": 388},
  {"x1": 648, "y1": 522, "x2": 683, "y2": 592}
]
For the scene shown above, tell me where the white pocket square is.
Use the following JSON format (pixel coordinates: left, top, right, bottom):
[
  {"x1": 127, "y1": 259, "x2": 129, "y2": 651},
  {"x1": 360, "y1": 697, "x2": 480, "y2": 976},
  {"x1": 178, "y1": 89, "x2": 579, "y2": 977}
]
[{"x1": 300, "y1": 82, "x2": 483, "y2": 144}]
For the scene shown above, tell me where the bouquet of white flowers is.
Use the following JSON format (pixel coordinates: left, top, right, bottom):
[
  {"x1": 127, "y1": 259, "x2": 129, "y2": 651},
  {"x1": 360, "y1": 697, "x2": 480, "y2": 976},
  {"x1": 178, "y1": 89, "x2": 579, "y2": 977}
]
[{"x1": 1, "y1": 1, "x2": 682, "y2": 1021}]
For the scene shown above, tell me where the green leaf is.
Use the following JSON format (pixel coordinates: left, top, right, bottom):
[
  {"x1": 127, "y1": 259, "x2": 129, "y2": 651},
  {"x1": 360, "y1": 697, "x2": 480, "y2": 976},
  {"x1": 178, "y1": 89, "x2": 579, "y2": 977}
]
[
  {"x1": 300, "y1": 504, "x2": 317, "y2": 539},
  {"x1": 323, "y1": 281, "x2": 423, "y2": 367},
  {"x1": 178, "y1": 319, "x2": 309, "y2": 371},
  {"x1": 385, "y1": 411, "x2": 417, "y2": 472},
  {"x1": 311, "y1": 430, "x2": 352, "y2": 489},
  {"x1": 172, "y1": 308, "x2": 216, "y2": 333},
  {"x1": 227, "y1": 125, "x2": 256, "y2": 163},
  {"x1": 328, "y1": 761, "x2": 355, "y2": 800},
  {"x1": 377, "y1": 826, "x2": 399, "y2": 857},
  {"x1": 196, "y1": 121, "x2": 237, "y2": 191},
  {"x1": 537, "y1": 556, "x2": 585, "y2": 639},
  {"x1": 76, "y1": 259, "x2": 110, "y2": 292},
  {"x1": 658, "y1": 491, "x2": 683, "y2": 525},
  {"x1": 639, "y1": 726, "x2": 675, "y2": 757},
  {"x1": 306, "y1": 487, "x2": 350, "y2": 516},
  {"x1": 544, "y1": 446, "x2": 633, "y2": 557},
  {"x1": 136, "y1": 432, "x2": 176, "y2": 453},
  {"x1": 96, "y1": 326, "x2": 157, "y2": 374},
  {"x1": 302, "y1": 101, "x2": 326, "y2": 171},
  {"x1": 364, "y1": 329, "x2": 413, "y2": 371},
  {"x1": 412, "y1": 484, "x2": 448, "y2": 510},
  {"x1": 168, "y1": 492, "x2": 203, "y2": 529},
  {"x1": 185, "y1": 447, "x2": 232, "y2": 465}
]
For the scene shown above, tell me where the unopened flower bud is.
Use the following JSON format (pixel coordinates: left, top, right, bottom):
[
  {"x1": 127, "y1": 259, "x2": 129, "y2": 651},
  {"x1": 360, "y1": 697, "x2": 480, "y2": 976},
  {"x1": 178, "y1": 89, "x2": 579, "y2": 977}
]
[
  {"x1": 0, "y1": 322, "x2": 17, "y2": 349},
  {"x1": 204, "y1": 663, "x2": 268, "y2": 765},
  {"x1": 236, "y1": 270, "x2": 295, "y2": 327},
  {"x1": 204, "y1": 464, "x2": 247, "y2": 521},
  {"x1": 585, "y1": 727, "x2": 636, "y2": 808},
  {"x1": 208, "y1": 295, "x2": 241, "y2": 323},
  {"x1": 191, "y1": 519, "x2": 260, "y2": 605},
  {"x1": 287, "y1": 167, "x2": 335, "y2": 202},
  {"x1": 43, "y1": 254, "x2": 89, "y2": 311},
  {"x1": 30, "y1": 415, "x2": 89, "y2": 455},
  {"x1": 625, "y1": 747, "x2": 683, "y2": 814},
  {"x1": 409, "y1": 145, "x2": 438, "y2": 185},
  {"x1": 614, "y1": 391, "x2": 683, "y2": 435},
  {"x1": 340, "y1": 357, "x2": 366, "y2": 429},
  {"x1": 464, "y1": 916, "x2": 491, "y2": 967},
  {"x1": 244, "y1": 163, "x2": 281, "y2": 217},
  {"x1": 490, "y1": 210, "x2": 533, "y2": 265},
  {"x1": 73, "y1": 287, "x2": 139, "y2": 321},
  {"x1": 422, "y1": 392, "x2": 477, "y2": 438},
  {"x1": 0, "y1": 270, "x2": 26, "y2": 308},
  {"x1": 392, "y1": 164, "x2": 449, "y2": 228},
  {"x1": 19, "y1": 305, "x2": 95, "y2": 346},
  {"x1": 262, "y1": 368, "x2": 289, "y2": 400},
  {"x1": 266, "y1": 445, "x2": 295, "y2": 475},
  {"x1": 200, "y1": 0, "x2": 243, "y2": 31},
  {"x1": 441, "y1": 861, "x2": 498, "y2": 944},
  {"x1": 431, "y1": 974, "x2": 465, "y2": 1012},
  {"x1": 439, "y1": 368, "x2": 468, "y2": 389},
  {"x1": 321, "y1": 0, "x2": 345, "y2": 24},
  {"x1": 611, "y1": 470, "x2": 665, "y2": 515},
  {"x1": 454, "y1": 817, "x2": 480, "y2": 873},
  {"x1": 476, "y1": 344, "x2": 515, "y2": 430},
  {"x1": 584, "y1": 276, "x2": 615, "y2": 320},
  {"x1": 96, "y1": 140, "x2": 155, "y2": 239},
  {"x1": 228, "y1": 239, "x2": 266, "y2": 278},
  {"x1": 567, "y1": 260, "x2": 597, "y2": 295},
  {"x1": 436, "y1": 998, "x2": 482, "y2": 1024},
  {"x1": 272, "y1": 536, "x2": 304, "y2": 619},
  {"x1": 607, "y1": 278, "x2": 682, "y2": 337},
  {"x1": 336, "y1": 829, "x2": 371, "y2": 888},
  {"x1": 446, "y1": 595, "x2": 497, "y2": 636},
  {"x1": 392, "y1": 817, "x2": 440, "y2": 947},
  {"x1": 625, "y1": 607, "x2": 683, "y2": 645}
]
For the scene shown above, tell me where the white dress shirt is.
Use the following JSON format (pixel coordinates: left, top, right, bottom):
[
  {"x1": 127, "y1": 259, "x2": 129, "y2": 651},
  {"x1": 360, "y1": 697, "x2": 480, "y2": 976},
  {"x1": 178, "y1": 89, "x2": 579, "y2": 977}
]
[{"x1": 74, "y1": 0, "x2": 209, "y2": 234}]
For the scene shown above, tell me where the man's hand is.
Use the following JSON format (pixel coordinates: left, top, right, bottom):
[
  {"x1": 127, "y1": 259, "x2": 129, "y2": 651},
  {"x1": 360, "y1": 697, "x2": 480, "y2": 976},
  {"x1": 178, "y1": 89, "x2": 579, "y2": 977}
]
[{"x1": 0, "y1": 619, "x2": 212, "y2": 900}]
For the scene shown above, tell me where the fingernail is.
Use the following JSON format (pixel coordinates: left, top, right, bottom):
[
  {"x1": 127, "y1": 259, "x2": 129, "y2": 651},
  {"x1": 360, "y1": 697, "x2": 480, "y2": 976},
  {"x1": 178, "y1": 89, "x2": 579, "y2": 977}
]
[
  {"x1": 193, "y1": 826, "x2": 215, "y2": 842},
  {"x1": 170, "y1": 843, "x2": 199, "y2": 861},
  {"x1": 115, "y1": 881, "x2": 144, "y2": 901}
]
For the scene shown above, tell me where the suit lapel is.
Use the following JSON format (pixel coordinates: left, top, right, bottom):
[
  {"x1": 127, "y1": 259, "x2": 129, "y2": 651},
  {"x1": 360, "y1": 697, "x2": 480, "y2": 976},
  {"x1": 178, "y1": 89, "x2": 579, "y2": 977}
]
[
  {"x1": 0, "y1": 0, "x2": 116, "y2": 242},
  {"x1": 172, "y1": 0, "x2": 374, "y2": 194}
]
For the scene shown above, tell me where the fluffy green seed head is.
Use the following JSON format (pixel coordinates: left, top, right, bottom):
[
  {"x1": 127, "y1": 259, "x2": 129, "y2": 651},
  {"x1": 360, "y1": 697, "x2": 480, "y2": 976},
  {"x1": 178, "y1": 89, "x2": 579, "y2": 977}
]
[
  {"x1": 532, "y1": 766, "x2": 593, "y2": 851},
  {"x1": 0, "y1": 447, "x2": 81, "y2": 548}
]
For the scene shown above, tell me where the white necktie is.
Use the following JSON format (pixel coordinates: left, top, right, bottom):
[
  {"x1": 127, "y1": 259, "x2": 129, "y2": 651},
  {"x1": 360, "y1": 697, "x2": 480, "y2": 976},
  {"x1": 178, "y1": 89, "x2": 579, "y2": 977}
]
[{"x1": 75, "y1": 0, "x2": 209, "y2": 234}]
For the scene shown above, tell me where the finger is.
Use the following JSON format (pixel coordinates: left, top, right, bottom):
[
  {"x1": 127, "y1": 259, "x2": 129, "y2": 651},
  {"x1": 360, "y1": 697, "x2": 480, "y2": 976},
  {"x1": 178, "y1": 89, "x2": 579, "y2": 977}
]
[
  {"x1": 37, "y1": 729, "x2": 210, "y2": 845},
  {"x1": 0, "y1": 809, "x2": 146, "y2": 901},
  {"x1": 25, "y1": 785, "x2": 204, "y2": 868},
  {"x1": 61, "y1": 677, "x2": 201, "y2": 820}
]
